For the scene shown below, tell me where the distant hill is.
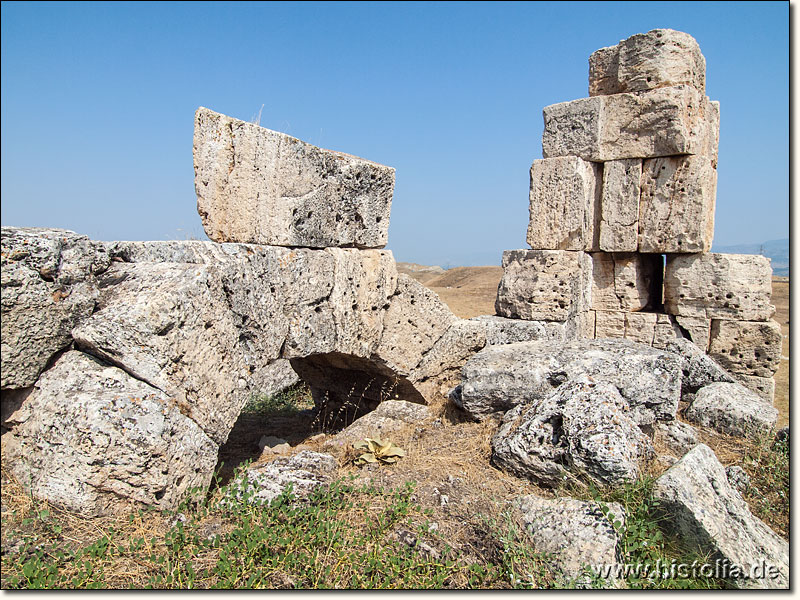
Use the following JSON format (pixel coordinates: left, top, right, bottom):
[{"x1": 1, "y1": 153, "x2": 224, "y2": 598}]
[{"x1": 714, "y1": 238, "x2": 789, "y2": 277}]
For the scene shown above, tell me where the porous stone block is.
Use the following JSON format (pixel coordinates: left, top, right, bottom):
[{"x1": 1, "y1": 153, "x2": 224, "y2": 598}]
[
  {"x1": 673, "y1": 315, "x2": 711, "y2": 351},
  {"x1": 653, "y1": 313, "x2": 683, "y2": 349},
  {"x1": 495, "y1": 250, "x2": 591, "y2": 322},
  {"x1": 734, "y1": 374, "x2": 776, "y2": 404},
  {"x1": 527, "y1": 157, "x2": 601, "y2": 251},
  {"x1": 624, "y1": 312, "x2": 658, "y2": 345},
  {"x1": 594, "y1": 310, "x2": 625, "y2": 339},
  {"x1": 599, "y1": 159, "x2": 641, "y2": 252},
  {"x1": 664, "y1": 253, "x2": 775, "y2": 321},
  {"x1": 639, "y1": 155, "x2": 717, "y2": 253},
  {"x1": 708, "y1": 319, "x2": 782, "y2": 378},
  {"x1": 194, "y1": 107, "x2": 394, "y2": 248},
  {"x1": 542, "y1": 86, "x2": 714, "y2": 162},
  {"x1": 686, "y1": 382, "x2": 778, "y2": 439},
  {"x1": 589, "y1": 29, "x2": 706, "y2": 96},
  {"x1": 590, "y1": 252, "x2": 661, "y2": 312}
]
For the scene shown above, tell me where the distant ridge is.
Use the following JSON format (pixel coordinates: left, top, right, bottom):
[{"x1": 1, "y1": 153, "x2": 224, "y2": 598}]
[{"x1": 714, "y1": 238, "x2": 789, "y2": 277}]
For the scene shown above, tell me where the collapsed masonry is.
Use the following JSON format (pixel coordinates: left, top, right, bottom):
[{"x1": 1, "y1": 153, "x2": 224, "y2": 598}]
[{"x1": 495, "y1": 29, "x2": 780, "y2": 402}]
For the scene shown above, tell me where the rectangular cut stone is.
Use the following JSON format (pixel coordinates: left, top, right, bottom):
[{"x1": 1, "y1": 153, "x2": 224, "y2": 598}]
[
  {"x1": 653, "y1": 314, "x2": 683, "y2": 349},
  {"x1": 588, "y1": 45, "x2": 620, "y2": 96},
  {"x1": 664, "y1": 254, "x2": 775, "y2": 321},
  {"x1": 599, "y1": 159, "x2": 641, "y2": 252},
  {"x1": 543, "y1": 86, "x2": 713, "y2": 162},
  {"x1": 594, "y1": 310, "x2": 625, "y2": 339},
  {"x1": 495, "y1": 250, "x2": 591, "y2": 322},
  {"x1": 194, "y1": 107, "x2": 394, "y2": 248},
  {"x1": 590, "y1": 252, "x2": 662, "y2": 312},
  {"x1": 673, "y1": 315, "x2": 711, "y2": 351},
  {"x1": 639, "y1": 155, "x2": 717, "y2": 253},
  {"x1": 734, "y1": 374, "x2": 776, "y2": 404},
  {"x1": 625, "y1": 312, "x2": 658, "y2": 345},
  {"x1": 527, "y1": 157, "x2": 600, "y2": 251},
  {"x1": 708, "y1": 319, "x2": 782, "y2": 378}
]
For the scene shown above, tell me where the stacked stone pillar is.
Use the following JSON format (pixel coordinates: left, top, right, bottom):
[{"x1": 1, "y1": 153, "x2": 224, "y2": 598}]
[{"x1": 496, "y1": 29, "x2": 780, "y2": 402}]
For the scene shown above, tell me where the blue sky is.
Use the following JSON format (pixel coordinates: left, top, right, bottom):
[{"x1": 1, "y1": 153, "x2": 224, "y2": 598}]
[{"x1": 1, "y1": 1, "x2": 789, "y2": 267}]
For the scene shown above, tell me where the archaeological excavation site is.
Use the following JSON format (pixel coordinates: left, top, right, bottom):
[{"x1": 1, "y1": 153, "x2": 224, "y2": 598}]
[{"x1": 0, "y1": 29, "x2": 788, "y2": 589}]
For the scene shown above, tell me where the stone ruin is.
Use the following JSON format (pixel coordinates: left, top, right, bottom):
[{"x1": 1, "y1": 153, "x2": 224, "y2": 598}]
[{"x1": 0, "y1": 27, "x2": 788, "y2": 589}]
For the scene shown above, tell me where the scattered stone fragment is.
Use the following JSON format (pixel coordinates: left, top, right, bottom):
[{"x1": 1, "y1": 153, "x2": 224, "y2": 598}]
[
  {"x1": 653, "y1": 444, "x2": 788, "y2": 589},
  {"x1": 654, "y1": 420, "x2": 699, "y2": 457},
  {"x1": 599, "y1": 159, "x2": 640, "y2": 252},
  {"x1": 258, "y1": 435, "x2": 289, "y2": 451},
  {"x1": 707, "y1": 319, "x2": 782, "y2": 378},
  {"x1": 663, "y1": 337, "x2": 735, "y2": 393},
  {"x1": 329, "y1": 400, "x2": 430, "y2": 445},
  {"x1": 194, "y1": 107, "x2": 394, "y2": 248},
  {"x1": 686, "y1": 382, "x2": 777, "y2": 439},
  {"x1": 725, "y1": 465, "x2": 751, "y2": 494}
]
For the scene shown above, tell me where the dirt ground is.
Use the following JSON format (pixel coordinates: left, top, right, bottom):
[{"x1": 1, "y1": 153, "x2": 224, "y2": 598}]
[{"x1": 399, "y1": 265, "x2": 789, "y2": 427}]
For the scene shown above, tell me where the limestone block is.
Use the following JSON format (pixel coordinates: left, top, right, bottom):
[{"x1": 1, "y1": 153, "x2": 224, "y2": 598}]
[
  {"x1": 1, "y1": 227, "x2": 110, "y2": 389},
  {"x1": 673, "y1": 315, "x2": 711, "y2": 351},
  {"x1": 664, "y1": 253, "x2": 775, "y2": 321},
  {"x1": 1, "y1": 351, "x2": 218, "y2": 516},
  {"x1": 527, "y1": 157, "x2": 601, "y2": 251},
  {"x1": 590, "y1": 252, "x2": 661, "y2": 312},
  {"x1": 653, "y1": 313, "x2": 683, "y2": 349},
  {"x1": 686, "y1": 382, "x2": 777, "y2": 439},
  {"x1": 194, "y1": 107, "x2": 394, "y2": 248},
  {"x1": 663, "y1": 337, "x2": 735, "y2": 394},
  {"x1": 542, "y1": 86, "x2": 713, "y2": 162},
  {"x1": 735, "y1": 374, "x2": 776, "y2": 404},
  {"x1": 599, "y1": 159, "x2": 640, "y2": 252},
  {"x1": 594, "y1": 310, "x2": 625, "y2": 339},
  {"x1": 639, "y1": 155, "x2": 717, "y2": 253},
  {"x1": 588, "y1": 45, "x2": 620, "y2": 96},
  {"x1": 469, "y1": 315, "x2": 570, "y2": 344},
  {"x1": 624, "y1": 312, "x2": 658, "y2": 345},
  {"x1": 708, "y1": 319, "x2": 782, "y2": 378},
  {"x1": 495, "y1": 250, "x2": 591, "y2": 322}
]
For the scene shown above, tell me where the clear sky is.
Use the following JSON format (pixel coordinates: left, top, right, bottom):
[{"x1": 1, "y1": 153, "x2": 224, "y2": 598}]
[{"x1": 1, "y1": 1, "x2": 789, "y2": 267}]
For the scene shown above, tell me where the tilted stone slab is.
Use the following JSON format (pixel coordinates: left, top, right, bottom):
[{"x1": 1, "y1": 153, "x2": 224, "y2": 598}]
[
  {"x1": 686, "y1": 382, "x2": 777, "y2": 439},
  {"x1": 527, "y1": 157, "x2": 600, "y2": 251},
  {"x1": 664, "y1": 253, "x2": 775, "y2": 321},
  {"x1": 599, "y1": 159, "x2": 641, "y2": 252},
  {"x1": 590, "y1": 252, "x2": 661, "y2": 312},
  {"x1": 663, "y1": 337, "x2": 735, "y2": 394},
  {"x1": 735, "y1": 374, "x2": 775, "y2": 404},
  {"x1": 1, "y1": 227, "x2": 110, "y2": 389},
  {"x1": 542, "y1": 85, "x2": 716, "y2": 162},
  {"x1": 1, "y1": 351, "x2": 218, "y2": 516},
  {"x1": 639, "y1": 154, "x2": 717, "y2": 253},
  {"x1": 653, "y1": 445, "x2": 788, "y2": 589},
  {"x1": 194, "y1": 107, "x2": 394, "y2": 248},
  {"x1": 708, "y1": 319, "x2": 782, "y2": 378},
  {"x1": 495, "y1": 250, "x2": 591, "y2": 322},
  {"x1": 589, "y1": 29, "x2": 706, "y2": 96}
]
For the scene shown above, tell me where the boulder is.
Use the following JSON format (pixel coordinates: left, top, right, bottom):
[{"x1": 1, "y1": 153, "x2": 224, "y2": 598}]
[
  {"x1": 194, "y1": 107, "x2": 394, "y2": 248},
  {"x1": 707, "y1": 319, "x2": 782, "y2": 378},
  {"x1": 456, "y1": 339, "x2": 682, "y2": 424},
  {"x1": 526, "y1": 157, "x2": 600, "y2": 251},
  {"x1": 598, "y1": 159, "x2": 641, "y2": 252},
  {"x1": 590, "y1": 252, "x2": 661, "y2": 312},
  {"x1": 653, "y1": 445, "x2": 788, "y2": 589},
  {"x1": 515, "y1": 495, "x2": 625, "y2": 587},
  {"x1": 653, "y1": 420, "x2": 699, "y2": 457},
  {"x1": 1, "y1": 351, "x2": 217, "y2": 516},
  {"x1": 686, "y1": 382, "x2": 777, "y2": 439},
  {"x1": 589, "y1": 29, "x2": 706, "y2": 96},
  {"x1": 492, "y1": 379, "x2": 653, "y2": 486},
  {"x1": 663, "y1": 253, "x2": 775, "y2": 321},
  {"x1": 1, "y1": 227, "x2": 110, "y2": 389},
  {"x1": 639, "y1": 155, "x2": 717, "y2": 253},
  {"x1": 495, "y1": 250, "x2": 592, "y2": 322},
  {"x1": 542, "y1": 86, "x2": 715, "y2": 162}
]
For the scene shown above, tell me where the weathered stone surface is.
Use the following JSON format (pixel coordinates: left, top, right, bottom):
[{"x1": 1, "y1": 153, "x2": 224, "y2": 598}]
[
  {"x1": 726, "y1": 465, "x2": 751, "y2": 494},
  {"x1": 1, "y1": 351, "x2": 217, "y2": 516},
  {"x1": 495, "y1": 250, "x2": 591, "y2": 322},
  {"x1": 455, "y1": 339, "x2": 682, "y2": 424},
  {"x1": 652, "y1": 313, "x2": 683, "y2": 349},
  {"x1": 639, "y1": 155, "x2": 717, "y2": 253},
  {"x1": 492, "y1": 379, "x2": 653, "y2": 486},
  {"x1": 654, "y1": 420, "x2": 699, "y2": 457},
  {"x1": 599, "y1": 159, "x2": 640, "y2": 252},
  {"x1": 194, "y1": 107, "x2": 394, "y2": 248},
  {"x1": 594, "y1": 310, "x2": 625, "y2": 339},
  {"x1": 624, "y1": 311, "x2": 658, "y2": 345},
  {"x1": 228, "y1": 451, "x2": 338, "y2": 506},
  {"x1": 663, "y1": 253, "x2": 774, "y2": 321},
  {"x1": 469, "y1": 315, "x2": 570, "y2": 344},
  {"x1": 653, "y1": 445, "x2": 788, "y2": 589},
  {"x1": 542, "y1": 86, "x2": 714, "y2": 162},
  {"x1": 707, "y1": 319, "x2": 782, "y2": 378},
  {"x1": 261, "y1": 360, "x2": 300, "y2": 397},
  {"x1": 686, "y1": 382, "x2": 777, "y2": 439},
  {"x1": 673, "y1": 315, "x2": 711, "y2": 351},
  {"x1": 588, "y1": 45, "x2": 620, "y2": 97},
  {"x1": 734, "y1": 374, "x2": 775, "y2": 404},
  {"x1": 663, "y1": 337, "x2": 735, "y2": 393},
  {"x1": 329, "y1": 400, "x2": 431, "y2": 446},
  {"x1": 1, "y1": 227, "x2": 110, "y2": 389},
  {"x1": 515, "y1": 495, "x2": 625, "y2": 587},
  {"x1": 527, "y1": 157, "x2": 600, "y2": 251},
  {"x1": 590, "y1": 252, "x2": 661, "y2": 312}
]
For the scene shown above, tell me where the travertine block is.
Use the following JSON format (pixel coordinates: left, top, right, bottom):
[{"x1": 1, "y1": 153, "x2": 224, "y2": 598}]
[
  {"x1": 664, "y1": 254, "x2": 774, "y2": 321},
  {"x1": 542, "y1": 86, "x2": 714, "y2": 162},
  {"x1": 590, "y1": 252, "x2": 661, "y2": 312},
  {"x1": 708, "y1": 320, "x2": 782, "y2": 378},
  {"x1": 527, "y1": 157, "x2": 601, "y2": 251},
  {"x1": 639, "y1": 155, "x2": 717, "y2": 253},
  {"x1": 589, "y1": 29, "x2": 705, "y2": 96},
  {"x1": 594, "y1": 310, "x2": 625, "y2": 339},
  {"x1": 625, "y1": 312, "x2": 658, "y2": 345},
  {"x1": 194, "y1": 107, "x2": 394, "y2": 248},
  {"x1": 673, "y1": 315, "x2": 711, "y2": 351},
  {"x1": 734, "y1": 374, "x2": 776, "y2": 404},
  {"x1": 599, "y1": 159, "x2": 641, "y2": 252},
  {"x1": 495, "y1": 250, "x2": 591, "y2": 322}
]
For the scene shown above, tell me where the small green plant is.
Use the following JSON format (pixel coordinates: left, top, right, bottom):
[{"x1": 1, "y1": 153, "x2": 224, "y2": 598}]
[{"x1": 353, "y1": 438, "x2": 406, "y2": 465}]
